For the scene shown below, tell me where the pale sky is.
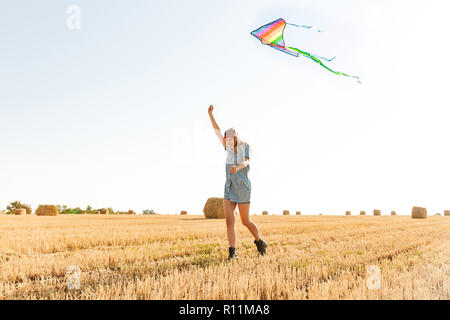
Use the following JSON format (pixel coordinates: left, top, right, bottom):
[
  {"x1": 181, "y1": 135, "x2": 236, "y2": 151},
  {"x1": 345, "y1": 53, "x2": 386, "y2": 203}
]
[{"x1": 1, "y1": 0, "x2": 449, "y2": 215}]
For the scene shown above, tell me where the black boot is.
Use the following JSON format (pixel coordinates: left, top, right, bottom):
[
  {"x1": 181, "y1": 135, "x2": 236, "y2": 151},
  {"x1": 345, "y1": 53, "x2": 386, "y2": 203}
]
[
  {"x1": 254, "y1": 239, "x2": 267, "y2": 255},
  {"x1": 228, "y1": 247, "x2": 238, "y2": 260}
]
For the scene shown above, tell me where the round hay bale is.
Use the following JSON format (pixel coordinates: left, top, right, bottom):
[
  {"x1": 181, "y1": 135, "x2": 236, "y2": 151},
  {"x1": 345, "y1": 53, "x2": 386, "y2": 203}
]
[
  {"x1": 444, "y1": 210, "x2": 450, "y2": 216},
  {"x1": 373, "y1": 209, "x2": 381, "y2": 216},
  {"x1": 435, "y1": 213, "x2": 441, "y2": 216},
  {"x1": 296, "y1": 211, "x2": 301, "y2": 216},
  {"x1": 262, "y1": 210, "x2": 268, "y2": 216},
  {"x1": 360, "y1": 211, "x2": 366, "y2": 216},
  {"x1": 283, "y1": 210, "x2": 290, "y2": 216},
  {"x1": 203, "y1": 197, "x2": 225, "y2": 219},
  {"x1": 391, "y1": 211, "x2": 397, "y2": 216},
  {"x1": 35, "y1": 205, "x2": 58, "y2": 216},
  {"x1": 345, "y1": 211, "x2": 351, "y2": 216},
  {"x1": 180, "y1": 210, "x2": 187, "y2": 215},
  {"x1": 128, "y1": 210, "x2": 136, "y2": 215},
  {"x1": 411, "y1": 206, "x2": 427, "y2": 219},
  {"x1": 319, "y1": 213, "x2": 323, "y2": 216},
  {"x1": 15, "y1": 208, "x2": 26, "y2": 215},
  {"x1": 100, "y1": 208, "x2": 109, "y2": 215}
]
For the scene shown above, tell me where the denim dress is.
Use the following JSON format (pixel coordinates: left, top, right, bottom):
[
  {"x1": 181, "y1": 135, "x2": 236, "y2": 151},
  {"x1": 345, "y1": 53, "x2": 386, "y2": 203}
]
[{"x1": 224, "y1": 142, "x2": 251, "y2": 203}]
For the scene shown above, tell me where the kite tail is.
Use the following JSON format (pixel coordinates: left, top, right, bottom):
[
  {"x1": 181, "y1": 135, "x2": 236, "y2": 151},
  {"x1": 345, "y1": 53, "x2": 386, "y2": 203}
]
[
  {"x1": 285, "y1": 22, "x2": 335, "y2": 62},
  {"x1": 287, "y1": 46, "x2": 361, "y2": 84},
  {"x1": 310, "y1": 54, "x2": 336, "y2": 63},
  {"x1": 286, "y1": 23, "x2": 327, "y2": 34}
]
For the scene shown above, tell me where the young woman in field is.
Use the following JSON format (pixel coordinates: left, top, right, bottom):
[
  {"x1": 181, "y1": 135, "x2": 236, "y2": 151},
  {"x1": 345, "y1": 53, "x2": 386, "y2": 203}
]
[{"x1": 208, "y1": 105, "x2": 267, "y2": 260}]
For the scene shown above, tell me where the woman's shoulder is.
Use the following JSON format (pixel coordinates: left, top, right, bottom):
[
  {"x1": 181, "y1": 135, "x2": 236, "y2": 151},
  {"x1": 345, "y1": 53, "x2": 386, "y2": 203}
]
[
  {"x1": 238, "y1": 141, "x2": 251, "y2": 156},
  {"x1": 238, "y1": 140, "x2": 250, "y2": 147}
]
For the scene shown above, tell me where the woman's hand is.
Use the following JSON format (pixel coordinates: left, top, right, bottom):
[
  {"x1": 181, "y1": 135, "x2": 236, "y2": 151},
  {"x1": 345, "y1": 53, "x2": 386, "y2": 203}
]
[
  {"x1": 229, "y1": 166, "x2": 237, "y2": 174},
  {"x1": 208, "y1": 105, "x2": 214, "y2": 114}
]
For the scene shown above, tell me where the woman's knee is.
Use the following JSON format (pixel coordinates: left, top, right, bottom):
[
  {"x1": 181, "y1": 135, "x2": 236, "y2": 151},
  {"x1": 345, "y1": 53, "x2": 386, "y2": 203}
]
[
  {"x1": 241, "y1": 218, "x2": 252, "y2": 227},
  {"x1": 226, "y1": 216, "x2": 235, "y2": 227}
]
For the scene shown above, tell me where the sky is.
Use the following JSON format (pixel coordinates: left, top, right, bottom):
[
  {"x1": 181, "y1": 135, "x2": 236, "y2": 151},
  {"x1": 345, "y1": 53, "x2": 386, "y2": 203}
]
[{"x1": 1, "y1": 0, "x2": 449, "y2": 215}]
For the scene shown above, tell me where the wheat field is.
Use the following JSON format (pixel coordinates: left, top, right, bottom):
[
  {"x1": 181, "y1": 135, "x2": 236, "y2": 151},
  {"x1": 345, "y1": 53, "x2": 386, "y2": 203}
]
[{"x1": 0, "y1": 214, "x2": 449, "y2": 300}]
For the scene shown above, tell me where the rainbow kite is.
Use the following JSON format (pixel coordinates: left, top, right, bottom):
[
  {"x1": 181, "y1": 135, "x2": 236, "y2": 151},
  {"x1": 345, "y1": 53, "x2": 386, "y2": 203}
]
[{"x1": 251, "y1": 18, "x2": 360, "y2": 83}]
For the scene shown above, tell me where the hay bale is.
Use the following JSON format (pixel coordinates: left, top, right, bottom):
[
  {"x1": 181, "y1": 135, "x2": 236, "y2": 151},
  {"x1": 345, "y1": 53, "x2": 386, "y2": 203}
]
[
  {"x1": 180, "y1": 210, "x2": 187, "y2": 215},
  {"x1": 391, "y1": 211, "x2": 397, "y2": 216},
  {"x1": 128, "y1": 210, "x2": 136, "y2": 215},
  {"x1": 411, "y1": 206, "x2": 427, "y2": 219},
  {"x1": 203, "y1": 197, "x2": 225, "y2": 219},
  {"x1": 296, "y1": 211, "x2": 301, "y2": 216},
  {"x1": 26, "y1": 208, "x2": 32, "y2": 215},
  {"x1": 35, "y1": 205, "x2": 58, "y2": 216},
  {"x1": 345, "y1": 211, "x2": 351, "y2": 216},
  {"x1": 435, "y1": 213, "x2": 441, "y2": 216},
  {"x1": 262, "y1": 210, "x2": 268, "y2": 216},
  {"x1": 444, "y1": 210, "x2": 450, "y2": 216},
  {"x1": 100, "y1": 208, "x2": 109, "y2": 215},
  {"x1": 15, "y1": 208, "x2": 26, "y2": 215},
  {"x1": 360, "y1": 211, "x2": 366, "y2": 215},
  {"x1": 283, "y1": 210, "x2": 290, "y2": 216},
  {"x1": 373, "y1": 209, "x2": 381, "y2": 216},
  {"x1": 319, "y1": 213, "x2": 323, "y2": 216}
]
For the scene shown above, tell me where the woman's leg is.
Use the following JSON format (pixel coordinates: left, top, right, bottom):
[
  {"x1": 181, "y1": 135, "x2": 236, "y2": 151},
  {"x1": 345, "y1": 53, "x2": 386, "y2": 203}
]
[
  {"x1": 223, "y1": 199, "x2": 237, "y2": 247},
  {"x1": 238, "y1": 203, "x2": 260, "y2": 241}
]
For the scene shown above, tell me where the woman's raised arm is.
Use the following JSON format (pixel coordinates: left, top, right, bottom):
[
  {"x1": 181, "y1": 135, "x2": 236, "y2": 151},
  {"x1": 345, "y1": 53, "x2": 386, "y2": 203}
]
[{"x1": 208, "y1": 105, "x2": 225, "y2": 148}]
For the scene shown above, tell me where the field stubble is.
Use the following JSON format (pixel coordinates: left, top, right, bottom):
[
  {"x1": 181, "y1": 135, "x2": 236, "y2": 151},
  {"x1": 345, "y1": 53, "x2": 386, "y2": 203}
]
[{"x1": 0, "y1": 215, "x2": 449, "y2": 299}]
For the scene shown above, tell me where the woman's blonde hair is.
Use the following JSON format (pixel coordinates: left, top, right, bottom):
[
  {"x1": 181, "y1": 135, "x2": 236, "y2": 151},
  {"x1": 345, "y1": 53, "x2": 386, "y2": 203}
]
[{"x1": 224, "y1": 128, "x2": 247, "y2": 151}]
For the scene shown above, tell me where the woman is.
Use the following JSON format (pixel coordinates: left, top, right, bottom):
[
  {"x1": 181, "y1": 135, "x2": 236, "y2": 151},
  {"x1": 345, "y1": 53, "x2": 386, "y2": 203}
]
[{"x1": 208, "y1": 105, "x2": 267, "y2": 260}]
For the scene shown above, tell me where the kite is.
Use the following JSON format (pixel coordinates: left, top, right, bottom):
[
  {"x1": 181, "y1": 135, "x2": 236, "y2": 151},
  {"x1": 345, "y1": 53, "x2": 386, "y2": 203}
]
[{"x1": 251, "y1": 18, "x2": 361, "y2": 83}]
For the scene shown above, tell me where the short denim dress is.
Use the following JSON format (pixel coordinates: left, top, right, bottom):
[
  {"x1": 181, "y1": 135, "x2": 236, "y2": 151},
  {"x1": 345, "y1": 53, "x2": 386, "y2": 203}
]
[{"x1": 224, "y1": 142, "x2": 251, "y2": 203}]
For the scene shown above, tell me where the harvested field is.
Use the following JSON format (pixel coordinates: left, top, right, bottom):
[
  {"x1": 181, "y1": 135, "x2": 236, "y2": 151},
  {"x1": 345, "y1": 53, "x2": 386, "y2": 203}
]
[{"x1": 0, "y1": 215, "x2": 448, "y2": 300}]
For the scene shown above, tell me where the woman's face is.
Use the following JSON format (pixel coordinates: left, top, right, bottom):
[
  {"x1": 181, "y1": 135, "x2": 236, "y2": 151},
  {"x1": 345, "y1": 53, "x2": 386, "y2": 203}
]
[{"x1": 225, "y1": 135, "x2": 236, "y2": 148}]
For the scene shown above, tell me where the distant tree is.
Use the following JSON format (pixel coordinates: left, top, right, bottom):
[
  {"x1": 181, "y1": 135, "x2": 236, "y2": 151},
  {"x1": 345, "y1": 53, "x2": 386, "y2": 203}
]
[
  {"x1": 142, "y1": 209, "x2": 156, "y2": 215},
  {"x1": 56, "y1": 205, "x2": 84, "y2": 214},
  {"x1": 6, "y1": 201, "x2": 32, "y2": 214},
  {"x1": 56, "y1": 205, "x2": 68, "y2": 214},
  {"x1": 83, "y1": 205, "x2": 96, "y2": 214}
]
